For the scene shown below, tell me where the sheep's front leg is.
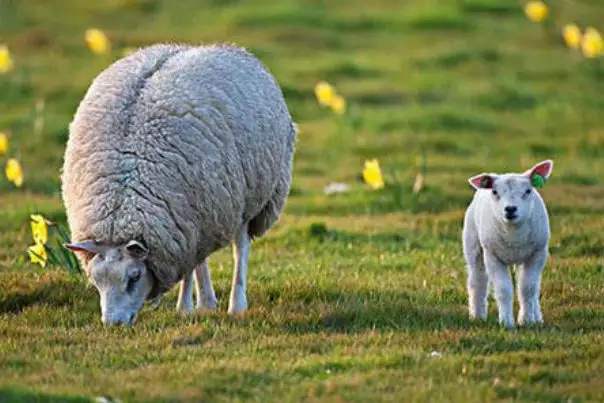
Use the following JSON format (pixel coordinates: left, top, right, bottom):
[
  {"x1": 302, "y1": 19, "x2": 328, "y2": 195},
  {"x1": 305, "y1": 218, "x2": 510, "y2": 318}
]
[
  {"x1": 194, "y1": 260, "x2": 217, "y2": 310},
  {"x1": 484, "y1": 251, "x2": 514, "y2": 328},
  {"x1": 517, "y1": 248, "x2": 547, "y2": 326},
  {"x1": 176, "y1": 268, "x2": 194, "y2": 314},
  {"x1": 228, "y1": 225, "x2": 251, "y2": 315}
]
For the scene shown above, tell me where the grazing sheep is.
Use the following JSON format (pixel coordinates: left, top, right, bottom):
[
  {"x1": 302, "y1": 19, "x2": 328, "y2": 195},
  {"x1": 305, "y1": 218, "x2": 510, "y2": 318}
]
[
  {"x1": 462, "y1": 160, "x2": 553, "y2": 328},
  {"x1": 61, "y1": 43, "x2": 296, "y2": 325}
]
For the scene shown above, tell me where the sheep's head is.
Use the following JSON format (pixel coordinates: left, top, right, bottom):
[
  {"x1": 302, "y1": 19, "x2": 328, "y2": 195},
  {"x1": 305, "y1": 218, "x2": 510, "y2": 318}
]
[
  {"x1": 66, "y1": 240, "x2": 154, "y2": 326},
  {"x1": 468, "y1": 160, "x2": 553, "y2": 225}
]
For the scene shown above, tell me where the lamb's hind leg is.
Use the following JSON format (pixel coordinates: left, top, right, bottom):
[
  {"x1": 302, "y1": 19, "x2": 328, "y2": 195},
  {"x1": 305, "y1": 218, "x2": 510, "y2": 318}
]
[
  {"x1": 176, "y1": 268, "x2": 194, "y2": 314},
  {"x1": 228, "y1": 223, "x2": 251, "y2": 315},
  {"x1": 194, "y1": 260, "x2": 217, "y2": 310},
  {"x1": 467, "y1": 248, "x2": 489, "y2": 321},
  {"x1": 463, "y1": 218, "x2": 488, "y2": 320},
  {"x1": 517, "y1": 248, "x2": 547, "y2": 326}
]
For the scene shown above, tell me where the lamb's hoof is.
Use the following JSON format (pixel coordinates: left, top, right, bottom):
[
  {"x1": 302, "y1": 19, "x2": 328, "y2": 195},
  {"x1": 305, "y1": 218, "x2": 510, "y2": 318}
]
[
  {"x1": 518, "y1": 318, "x2": 544, "y2": 328},
  {"x1": 469, "y1": 312, "x2": 487, "y2": 321},
  {"x1": 499, "y1": 320, "x2": 516, "y2": 330}
]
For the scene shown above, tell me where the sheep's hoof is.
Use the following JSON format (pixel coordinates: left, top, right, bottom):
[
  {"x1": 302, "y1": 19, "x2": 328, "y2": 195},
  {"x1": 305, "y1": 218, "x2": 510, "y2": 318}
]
[
  {"x1": 176, "y1": 302, "x2": 195, "y2": 316},
  {"x1": 149, "y1": 294, "x2": 164, "y2": 310},
  {"x1": 197, "y1": 296, "x2": 218, "y2": 311}
]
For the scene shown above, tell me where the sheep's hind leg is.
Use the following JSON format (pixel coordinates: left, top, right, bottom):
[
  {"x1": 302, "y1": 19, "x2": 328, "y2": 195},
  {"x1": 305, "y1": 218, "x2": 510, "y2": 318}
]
[
  {"x1": 228, "y1": 224, "x2": 251, "y2": 315},
  {"x1": 484, "y1": 251, "x2": 515, "y2": 328},
  {"x1": 517, "y1": 248, "x2": 547, "y2": 326},
  {"x1": 176, "y1": 268, "x2": 194, "y2": 314},
  {"x1": 194, "y1": 260, "x2": 217, "y2": 310}
]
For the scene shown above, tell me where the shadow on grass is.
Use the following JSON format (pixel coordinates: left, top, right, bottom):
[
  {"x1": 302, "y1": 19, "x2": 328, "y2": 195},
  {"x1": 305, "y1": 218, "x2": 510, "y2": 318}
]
[
  {"x1": 0, "y1": 388, "x2": 89, "y2": 403},
  {"x1": 259, "y1": 288, "x2": 470, "y2": 335},
  {"x1": 0, "y1": 278, "x2": 85, "y2": 315}
]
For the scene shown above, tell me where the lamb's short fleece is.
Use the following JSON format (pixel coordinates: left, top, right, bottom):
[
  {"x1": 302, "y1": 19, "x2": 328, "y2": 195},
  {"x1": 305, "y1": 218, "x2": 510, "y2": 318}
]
[{"x1": 462, "y1": 160, "x2": 553, "y2": 328}]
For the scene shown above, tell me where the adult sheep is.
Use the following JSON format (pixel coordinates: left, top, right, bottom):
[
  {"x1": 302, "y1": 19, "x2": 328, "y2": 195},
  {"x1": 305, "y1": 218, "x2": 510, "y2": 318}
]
[{"x1": 61, "y1": 43, "x2": 297, "y2": 326}]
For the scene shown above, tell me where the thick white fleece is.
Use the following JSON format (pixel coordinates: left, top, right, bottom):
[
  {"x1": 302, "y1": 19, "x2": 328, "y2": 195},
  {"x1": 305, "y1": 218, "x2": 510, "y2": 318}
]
[{"x1": 61, "y1": 44, "x2": 296, "y2": 297}]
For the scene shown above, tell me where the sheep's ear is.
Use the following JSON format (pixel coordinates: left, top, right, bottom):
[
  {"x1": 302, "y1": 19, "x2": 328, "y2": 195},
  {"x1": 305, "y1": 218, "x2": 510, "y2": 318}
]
[
  {"x1": 125, "y1": 240, "x2": 149, "y2": 260},
  {"x1": 468, "y1": 174, "x2": 496, "y2": 190},
  {"x1": 65, "y1": 240, "x2": 99, "y2": 254},
  {"x1": 526, "y1": 160, "x2": 553, "y2": 181},
  {"x1": 65, "y1": 240, "x2": 99, "y2": 260}
]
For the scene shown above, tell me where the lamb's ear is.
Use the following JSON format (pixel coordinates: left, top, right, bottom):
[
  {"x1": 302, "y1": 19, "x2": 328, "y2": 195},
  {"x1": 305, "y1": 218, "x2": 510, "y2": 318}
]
[
  {"x1": 526, "y1": 160, "x2": 553, "y2": 180},
  {"x1": 65, "y1": 240, "x2": 99, "y2": 260},
  {"x1": 125, "y1": 240, "x2": 149, "y2": 260},
  {"x1": 468, "y1": 174, "x2": 496, "y2": 190}
]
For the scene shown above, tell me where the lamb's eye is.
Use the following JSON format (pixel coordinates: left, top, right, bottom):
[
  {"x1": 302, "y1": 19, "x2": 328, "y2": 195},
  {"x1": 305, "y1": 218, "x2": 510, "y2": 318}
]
[
  {"x1": 127, "y1": 272, "x2": 141, "y2": 293},
  {"x1": 492, "y1": 189, "x2": 498, "y2": 196},
  {"x1": 525, "y1": 189, "x2": 531, "y2": 195}
]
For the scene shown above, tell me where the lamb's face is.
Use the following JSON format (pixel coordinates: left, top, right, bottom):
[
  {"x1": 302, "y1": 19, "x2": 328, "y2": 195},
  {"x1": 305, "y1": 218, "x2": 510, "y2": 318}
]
[
  {"x1": 488, "y1": 175, "x2": 535, "y2": 224},
  {"x1": 467, "y1": 159, "x2": 554, "y2": 226},
  {"x1": 66, "y1": 240, "x2": 154, "y2": 326}
]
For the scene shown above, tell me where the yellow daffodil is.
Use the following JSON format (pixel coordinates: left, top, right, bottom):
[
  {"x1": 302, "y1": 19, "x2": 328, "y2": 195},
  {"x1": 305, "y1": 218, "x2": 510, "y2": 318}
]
[
  {"x1": 581, "y1": 27, "x2": 603, "y2": 59},
  {"x1": 28, "y1": 243, "x2": 48, "y2": 268},
  {"x1": 0, "y1": 132, "x2": 8, "y2": 154},
  {"x1": 315, "y1": 81, "x2": 335, "y2": 107},
  {"x1": 5, "y1": 158, "x2": 23, "y2": 187},
  {"x1": 85, "y1": 28, "x2": 111, "y2": 55},
  {"x1": 329, "y1": 94, "x2": 346, "y2": 115},
  {"x1": 362, "y1": 159, "x2": 385, "y2": 190},
  {"x1": 0, "y1": 44, "x2": 13, "y2": 74},
  {"x1": 563, "y1": 24, "x2": 582, "y2": 49},
  {"x1": 524, "y1": 1, "x2": 548, "y2": 23},
  {"x1": 30, "y1": 214, "x2": 48, "y2": 245}
]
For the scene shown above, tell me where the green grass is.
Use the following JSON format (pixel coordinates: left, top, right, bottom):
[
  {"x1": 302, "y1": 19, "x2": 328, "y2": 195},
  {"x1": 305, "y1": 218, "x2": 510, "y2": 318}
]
[{"x1": 1, "y1": 0, "x2": 604, "y2": 401}]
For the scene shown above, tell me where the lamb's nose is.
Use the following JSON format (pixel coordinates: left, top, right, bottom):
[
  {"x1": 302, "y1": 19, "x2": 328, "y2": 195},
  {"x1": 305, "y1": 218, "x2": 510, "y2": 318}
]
[{"x1": 505, "y1": 206, "x2": 517, "y2": 214}]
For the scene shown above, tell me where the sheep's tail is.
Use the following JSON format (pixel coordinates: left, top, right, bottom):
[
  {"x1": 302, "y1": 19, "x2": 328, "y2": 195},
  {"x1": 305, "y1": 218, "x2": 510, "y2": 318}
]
[
  {"x1": 248, "y1": 163, "x2": 291, "y2": 239},
  {"x1": 248, "y1": 123, "x2": 296, "y2": 239}
]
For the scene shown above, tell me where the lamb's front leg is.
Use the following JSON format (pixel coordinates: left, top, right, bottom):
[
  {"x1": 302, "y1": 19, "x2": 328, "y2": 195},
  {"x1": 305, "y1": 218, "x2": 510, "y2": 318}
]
[
  {"x1": 194, "y1": 260, "x2": 217, "y2": 310},
  {"x1": 517, "y1": 248, "x2": 547, "y2": 326},
  {"x1": 484, "y1": 251, "x2": 514, "y2": 328},
  {"x1": 228, "y1": 224, "x2": 251, "y2": 315},
  {"x1": 176, "y1": 268, "x2": 194, "y2": 314}
]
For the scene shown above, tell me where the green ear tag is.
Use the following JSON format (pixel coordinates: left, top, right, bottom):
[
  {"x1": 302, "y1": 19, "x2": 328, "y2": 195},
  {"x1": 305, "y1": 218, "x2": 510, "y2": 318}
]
[{"x1": 531, "y1": 173, "x2": 545, "y2": 188}]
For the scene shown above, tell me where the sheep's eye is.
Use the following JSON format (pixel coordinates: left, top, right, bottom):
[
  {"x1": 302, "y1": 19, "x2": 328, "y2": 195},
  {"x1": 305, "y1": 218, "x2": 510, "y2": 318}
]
[
  {"x1": 492, "y1": 189, "x2": 498, "y2": 196},
  {"x1": 127, "y1": 272, "x2": 141, "y2": 293},
  {"x1": 525, "y1": 188, "x2": 531, "y2": 195}
]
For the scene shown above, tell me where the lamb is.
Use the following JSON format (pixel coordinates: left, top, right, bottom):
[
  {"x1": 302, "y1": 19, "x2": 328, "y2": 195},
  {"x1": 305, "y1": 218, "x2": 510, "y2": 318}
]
[
  {"x1": 61, "y1": 43, "x2": 297, "y2": 326},
  {"x1": 462, "y1": 160, "x2": 554, "y2": 328}
]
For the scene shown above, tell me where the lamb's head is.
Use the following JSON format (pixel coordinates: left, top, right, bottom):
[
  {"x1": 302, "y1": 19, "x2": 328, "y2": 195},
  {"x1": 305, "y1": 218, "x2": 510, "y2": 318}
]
[
  {"x1": 66, "y1": 240, "x2": 154, "y2": 326},
  {"x1": 468, "y1": 160, "x2": 553, "y2": 225}
]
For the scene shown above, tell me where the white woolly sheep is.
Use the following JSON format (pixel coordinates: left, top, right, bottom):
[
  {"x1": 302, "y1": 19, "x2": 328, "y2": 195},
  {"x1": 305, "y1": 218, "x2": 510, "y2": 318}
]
[
  {"x1": 61, "y1": 43, "x2": 296, "y2": 325},
  {"x1": 462, "y1": 160, "x2": 553, "y2": 328}
]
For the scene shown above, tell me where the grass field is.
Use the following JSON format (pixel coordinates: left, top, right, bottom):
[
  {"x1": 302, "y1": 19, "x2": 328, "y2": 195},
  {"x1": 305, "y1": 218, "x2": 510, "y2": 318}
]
[{"x1": 1, "y1": 0, "x2": 604, "y2": 401}]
